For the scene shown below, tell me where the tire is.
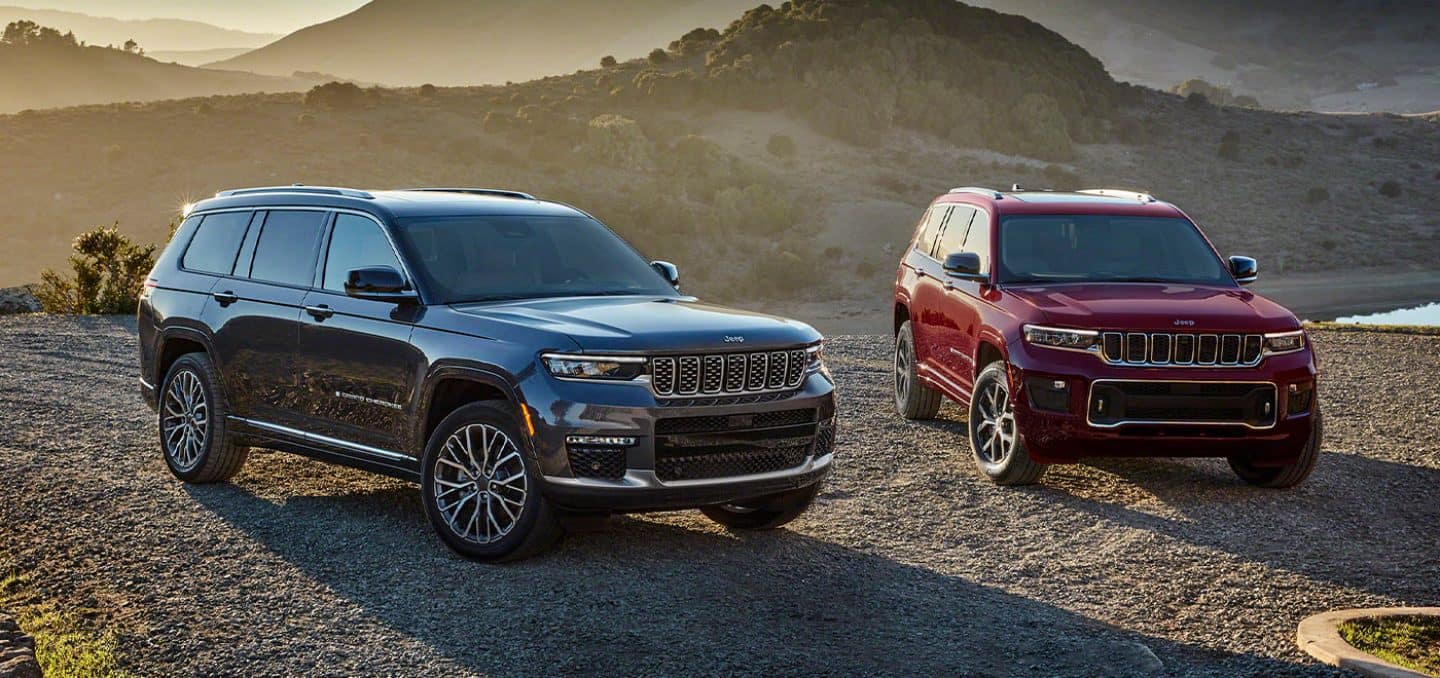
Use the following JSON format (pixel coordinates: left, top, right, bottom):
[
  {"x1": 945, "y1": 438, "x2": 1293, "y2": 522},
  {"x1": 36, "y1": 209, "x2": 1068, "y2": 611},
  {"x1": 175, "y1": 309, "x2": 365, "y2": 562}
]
[
  {"x1": 968, "y1": 361, "x2": 1046, "y2": 486},
  {"x1": 701, "y1": 482, "x2": 822, "y2": 531},
  {"x1": 894, "y1": 321, "x2": 942, "y2": 420},
  {"x1": 420, "y1": 402, "x2": 562, "y2": 562},
  {"x1": 1229, "y1": 406, "x2": 1323, "y2": 489},
  {"x1": 158, "y1": 352, "x2": 249, "y2": 483}
]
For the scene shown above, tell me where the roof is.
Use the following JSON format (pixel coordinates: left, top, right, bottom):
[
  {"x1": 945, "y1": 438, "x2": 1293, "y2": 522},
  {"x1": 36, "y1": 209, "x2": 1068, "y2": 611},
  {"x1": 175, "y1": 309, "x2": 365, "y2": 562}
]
[
  {"x1": 188, "y1": 186, "x2": 586, "y2": 220},
  {"x1": 935, "y1": 187, "x2": 1186, "y2": 218}
]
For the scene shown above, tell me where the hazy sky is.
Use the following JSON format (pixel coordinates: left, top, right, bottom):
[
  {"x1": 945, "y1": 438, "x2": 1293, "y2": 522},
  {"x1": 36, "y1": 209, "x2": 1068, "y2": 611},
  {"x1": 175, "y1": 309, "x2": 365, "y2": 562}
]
[{"x1": 8, "y1": 1, "x2": 369, "y2": 33}]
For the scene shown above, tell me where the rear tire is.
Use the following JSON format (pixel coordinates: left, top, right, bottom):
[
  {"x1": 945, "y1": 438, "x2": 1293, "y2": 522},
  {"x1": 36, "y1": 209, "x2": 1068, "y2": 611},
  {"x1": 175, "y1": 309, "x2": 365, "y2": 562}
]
[
  {"x1": 420, "y1": 402, "x2": 563, "y2": 562},
  {"x1": 968, "y1": 361, "x2": 1045, "y2": 486},
  {"x1": 159, "y1": 353, "x2": 249, "y2": 483},
  {"x1": 894, "y1": 321, "x2": 942, "y2": 420},
  {"x1": 701, "y1": 482, "x2": 822, "y2": 531},
  {"x1": 1229, "y1": 406, "x2": 1322, "y2": 489}
]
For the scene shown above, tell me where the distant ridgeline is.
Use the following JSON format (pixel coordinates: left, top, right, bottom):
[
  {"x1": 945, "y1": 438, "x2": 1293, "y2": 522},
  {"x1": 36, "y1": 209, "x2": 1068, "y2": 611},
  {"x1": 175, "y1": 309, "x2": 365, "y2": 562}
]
[{"x1": 615, "y1": 0, "x2": 1124, "y2": 160}]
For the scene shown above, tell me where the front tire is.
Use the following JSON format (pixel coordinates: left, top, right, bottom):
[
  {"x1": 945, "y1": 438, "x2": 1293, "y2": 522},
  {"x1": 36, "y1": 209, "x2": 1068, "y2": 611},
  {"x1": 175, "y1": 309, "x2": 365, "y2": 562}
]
[
  {"x1": 1229, "y1": 406, "x2": 1322, "y2": 488},
  {"x1": 159, "y1": 353, "x2": 249, "y2": 483},
  {"x1": 968, "y1": 361, "x2": 1045, "y2": 486},
  {"x1": 895, "y1": 321, "x2": 942, "y2": 419},
  {"x1": 701, "y1": 482, "x2": 822, "y2": 531},
  {"x1": 420, "y1": 402, "x2": 562, "y2": 562}
]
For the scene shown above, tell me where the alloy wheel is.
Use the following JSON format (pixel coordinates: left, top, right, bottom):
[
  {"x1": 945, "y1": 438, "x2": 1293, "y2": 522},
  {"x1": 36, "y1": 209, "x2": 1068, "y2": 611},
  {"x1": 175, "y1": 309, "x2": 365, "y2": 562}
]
[
  {"x1": 974, "y1": 379, "x2": 1016, "y2": 464},
  {"x1": 895, "y1": 339, "x2": 912, "y2": 403},
  {"x1": 162, "y1": 369, "x2": 208, "y2": 471},
  {"x1": 432, "y1": 424, "x2": 528, "y2": 544}
]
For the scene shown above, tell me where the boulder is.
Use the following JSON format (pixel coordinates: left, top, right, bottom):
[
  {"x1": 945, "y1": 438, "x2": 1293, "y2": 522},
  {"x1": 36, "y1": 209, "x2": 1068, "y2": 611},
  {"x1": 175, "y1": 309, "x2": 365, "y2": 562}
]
[
  {"x1": 0, "y1": 612, "x2": 40, "y2": 678},
  {"x1": 0, "y1": 286, "x2": 40, "y2": 315}
]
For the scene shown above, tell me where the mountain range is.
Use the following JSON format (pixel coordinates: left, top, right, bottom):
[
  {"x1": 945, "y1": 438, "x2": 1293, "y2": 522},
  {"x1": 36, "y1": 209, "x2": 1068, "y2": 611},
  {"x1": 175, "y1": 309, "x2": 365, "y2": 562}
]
[{"x1": 0, "y1": 5, "x2": 276, "y2": 50}]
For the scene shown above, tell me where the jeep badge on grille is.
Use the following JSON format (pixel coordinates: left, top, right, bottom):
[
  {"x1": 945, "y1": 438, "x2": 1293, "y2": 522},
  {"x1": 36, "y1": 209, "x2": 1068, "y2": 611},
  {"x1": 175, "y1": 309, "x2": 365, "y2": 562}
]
[{"x1": 724, "y1": 335, "x2": 746, "y2": 343}]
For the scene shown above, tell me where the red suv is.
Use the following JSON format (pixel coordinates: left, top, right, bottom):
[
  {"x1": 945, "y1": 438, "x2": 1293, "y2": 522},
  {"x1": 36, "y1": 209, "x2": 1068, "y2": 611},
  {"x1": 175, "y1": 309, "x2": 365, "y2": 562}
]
[{"x1": 892, "y1": 187, "x2": 1320, "y2": 487}]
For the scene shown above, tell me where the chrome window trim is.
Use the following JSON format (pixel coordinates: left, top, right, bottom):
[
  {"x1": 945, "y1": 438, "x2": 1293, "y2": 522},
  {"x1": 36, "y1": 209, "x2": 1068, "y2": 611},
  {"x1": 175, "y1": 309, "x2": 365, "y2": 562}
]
[
  {"x1": 228, "y1": 416, "x2": 412, "y2": 461},
  {"x1": 1085, "y1": 379, "x2": 1278, "y2": 430}
]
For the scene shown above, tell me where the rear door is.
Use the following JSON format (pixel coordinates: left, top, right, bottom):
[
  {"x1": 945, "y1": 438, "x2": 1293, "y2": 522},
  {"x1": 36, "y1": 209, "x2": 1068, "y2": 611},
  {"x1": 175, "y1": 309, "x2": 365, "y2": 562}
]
[
  {"x1": 902, "y1": 205, "x2": 953, "y2": 376},
  {"x1": 204, "y1": 209, "x2": 326, "y2": 429},
  {"x1": 295, "y1": 212, "x2": 425, "y2": 454}
]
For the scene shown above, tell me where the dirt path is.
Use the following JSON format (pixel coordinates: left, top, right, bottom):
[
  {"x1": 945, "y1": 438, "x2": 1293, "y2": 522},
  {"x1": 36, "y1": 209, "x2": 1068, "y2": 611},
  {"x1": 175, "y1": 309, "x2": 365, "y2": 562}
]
[{"x1": 1, "y1": 316, "x2": 1435, "y2": 675}]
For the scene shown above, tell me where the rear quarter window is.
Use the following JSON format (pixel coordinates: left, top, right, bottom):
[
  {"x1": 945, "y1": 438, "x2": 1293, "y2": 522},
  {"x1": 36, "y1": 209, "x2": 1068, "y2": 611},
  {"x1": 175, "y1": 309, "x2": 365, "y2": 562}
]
[
  {"x1": 182, "y1": 211, "x2": 252, "y2": 275},
  {"x1": 248, "y1": 210, "x2": 327, "y2": 287}
]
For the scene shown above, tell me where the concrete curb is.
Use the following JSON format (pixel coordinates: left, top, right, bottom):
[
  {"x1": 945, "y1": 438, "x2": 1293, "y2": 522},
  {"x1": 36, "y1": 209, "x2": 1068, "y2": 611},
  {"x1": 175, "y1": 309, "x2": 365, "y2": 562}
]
[
  {"x1": 0, "y1": 611, "x2": 40, "y2": 678},
  {"x1": 1296, "y1": 607, "x2": 1440, "y2": 678}
]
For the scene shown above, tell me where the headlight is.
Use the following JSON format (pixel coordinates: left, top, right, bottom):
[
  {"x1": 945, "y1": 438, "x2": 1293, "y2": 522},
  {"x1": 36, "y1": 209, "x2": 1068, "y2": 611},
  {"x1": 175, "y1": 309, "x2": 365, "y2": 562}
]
[
  {"x1": 1022, "y1": 325, "x2": 1100, "y2": 351},
  {"x1": 1263, "y1": 330, "x2": 1306, "y2": 356},
  {"x1": 806, "y1": 341, "x2": 825, "y2": 373},
  {"x1": 542, "y1": 354, "x2": 646, "y2": 381}
]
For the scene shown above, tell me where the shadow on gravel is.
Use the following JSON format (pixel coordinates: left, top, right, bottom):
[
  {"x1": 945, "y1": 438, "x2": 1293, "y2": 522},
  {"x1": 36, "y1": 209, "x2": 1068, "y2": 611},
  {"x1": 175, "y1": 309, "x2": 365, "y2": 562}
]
[
  {"x1": 1040, "y1": 452, "x2": 1440, "y2": 602},
  {"x1": 186, "y1": 481, "x2": 1317, "y2": 676}
]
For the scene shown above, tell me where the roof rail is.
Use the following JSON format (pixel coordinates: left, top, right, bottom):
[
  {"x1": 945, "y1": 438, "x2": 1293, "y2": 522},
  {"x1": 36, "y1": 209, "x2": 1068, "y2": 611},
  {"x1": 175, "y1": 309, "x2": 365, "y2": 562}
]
[
  {"x1": 216, "y1": 185, "x2": 374, "y2": 199},
  {"x1": 948, "y1": 186, "x2": 1004, "y2": 199},
  {"x1": 403, "y1": 188, "x2": 536, "y2": 200},
  {"x1": 1078, "y1": 188, "x2": 1158, "y2": 203}
]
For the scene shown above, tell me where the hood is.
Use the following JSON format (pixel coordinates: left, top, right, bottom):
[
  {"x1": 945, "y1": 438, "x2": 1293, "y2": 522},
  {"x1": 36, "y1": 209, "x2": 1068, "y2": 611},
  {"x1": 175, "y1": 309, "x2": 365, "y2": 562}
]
[
  {"x1": 1006, "y1": 283, "x2": 1299, "y2": 333},
  {"x1": 447, "y1": 295, "x2": 821, "y2": 352}
]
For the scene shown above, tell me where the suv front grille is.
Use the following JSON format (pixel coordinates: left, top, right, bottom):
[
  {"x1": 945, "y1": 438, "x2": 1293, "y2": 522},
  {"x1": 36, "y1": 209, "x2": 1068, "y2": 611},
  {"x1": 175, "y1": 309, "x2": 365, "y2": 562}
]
[
  {"x1": 651, "y1": 349, "x2": 808, "y2": 397},
  {"x1": 654, "y1": 409, "x2": 822, "y2": 482},
  {"x1": 1101, "y1": 332, "x2": 1263, "y2": 367}
]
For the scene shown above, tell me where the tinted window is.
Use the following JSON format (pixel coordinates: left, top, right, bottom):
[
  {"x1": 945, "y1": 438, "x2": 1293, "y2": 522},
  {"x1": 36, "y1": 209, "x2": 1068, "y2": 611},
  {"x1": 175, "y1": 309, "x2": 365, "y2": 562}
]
[
  {"x1": 936, "y1": 206, "x2": 977, "y2": 257},
  {"x1": 182, "y1": 211, "x2": 251, "y2": 274},
  {"x1": 248, "y1": 210, "x2": 325, "y2": 286},
  {"x1": 323, "y1": 214, "x2": 404, "y2": 292},
  {"x1": 395, "y1": 215, "x2": 678, "y2": 304},
  {"x1": 963, "y1": 210, "x2": 992, "y2": 273},
  {"x1": 915, "y1": 206, "x2": 949, "y2": 257},
  {"x1": 997, "y1": 215, "x2": 1231, "y2": 285}
]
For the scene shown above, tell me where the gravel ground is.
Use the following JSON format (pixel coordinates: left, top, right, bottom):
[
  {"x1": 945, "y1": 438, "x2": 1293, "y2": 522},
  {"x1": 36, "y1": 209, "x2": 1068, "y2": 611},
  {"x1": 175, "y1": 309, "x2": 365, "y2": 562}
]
[{"x1": 0, "y1": 316, "x2": 1436, "y2": 676}]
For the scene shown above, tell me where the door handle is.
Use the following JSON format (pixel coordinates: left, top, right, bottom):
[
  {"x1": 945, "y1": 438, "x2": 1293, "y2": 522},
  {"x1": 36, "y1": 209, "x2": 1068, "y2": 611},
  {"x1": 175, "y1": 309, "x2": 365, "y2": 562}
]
[
  {"x1": 212, "y1": 291, "x2": 238, "y2": 306},
  {"x1": 305, "y1": 304, "x2": 334, "y2": 320}
]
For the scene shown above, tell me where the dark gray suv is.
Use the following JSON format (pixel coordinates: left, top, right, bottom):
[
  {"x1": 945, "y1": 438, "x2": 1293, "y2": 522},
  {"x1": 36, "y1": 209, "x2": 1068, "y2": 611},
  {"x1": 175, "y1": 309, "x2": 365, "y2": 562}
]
[{"x1": 138, "y1": 186, "x2": 836, "y2": 561}]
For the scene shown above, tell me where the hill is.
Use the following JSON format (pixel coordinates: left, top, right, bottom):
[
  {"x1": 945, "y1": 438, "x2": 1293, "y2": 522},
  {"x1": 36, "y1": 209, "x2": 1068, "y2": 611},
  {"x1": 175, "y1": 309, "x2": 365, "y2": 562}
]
[
  {"x1": 974, "y1": 0, "x2": 1440, "y2": 112},
  {"x1": 0, "y1": 6, "x2": 277, "y2": 51},
  {"x1": 3, "y1": 0, "x2": 365, "y2": 34},
  {"x1": 147, "y1": 47, "x2": 253, "y2": 67},
  {"x1": 0, "y1": 21, "x2": 327, "y2": 113},
  {"x1": 2, "y1": 0, "x2": 1437, "y2": 319},
  {"x1": 208, "y1": 0, "x2": 761, "y2": 86}
]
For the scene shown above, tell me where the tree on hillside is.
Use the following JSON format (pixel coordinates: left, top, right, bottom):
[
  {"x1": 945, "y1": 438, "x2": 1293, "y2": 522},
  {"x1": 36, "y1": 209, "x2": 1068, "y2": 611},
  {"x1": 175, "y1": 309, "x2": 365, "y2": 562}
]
[
  {"x1": 600, "y1": 55, "x2": 618, "y2": 68},
  {"x1": 1, "y1": 20, "x2": 78, "y2": 48},
  {"x1": 123, "y1": 38, "x2": 143, "y2": 55}
]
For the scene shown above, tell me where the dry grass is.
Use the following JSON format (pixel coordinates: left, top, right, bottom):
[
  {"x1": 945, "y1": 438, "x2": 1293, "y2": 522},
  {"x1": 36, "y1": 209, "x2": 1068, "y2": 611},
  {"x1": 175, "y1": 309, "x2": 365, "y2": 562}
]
[{"x1": 0, "y1": 566, "x2": 129, "y2": 678}]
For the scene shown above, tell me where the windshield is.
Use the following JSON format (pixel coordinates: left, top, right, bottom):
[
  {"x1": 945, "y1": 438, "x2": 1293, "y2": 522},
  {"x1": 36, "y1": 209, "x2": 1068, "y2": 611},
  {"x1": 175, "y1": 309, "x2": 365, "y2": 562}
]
[
  {"x1": 998, "y1": 215, "x2": 1233, "y2": 285},
  {"x1": 394, "y1": 215, "x2": 679, "y2": 304}
]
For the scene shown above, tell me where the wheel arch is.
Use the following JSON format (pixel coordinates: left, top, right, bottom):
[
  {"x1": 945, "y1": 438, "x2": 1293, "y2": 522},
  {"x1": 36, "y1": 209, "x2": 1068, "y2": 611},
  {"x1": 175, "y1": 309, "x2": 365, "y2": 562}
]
[
  {"x1": 893, "y1": 302, "x2": 910, "y2": 336},
  {"x1": 154, "y1": 327, "x2": 215, "y2": 387},
  {"x1": 416, "y1": 365, "x2": 524, "y2": 457}
]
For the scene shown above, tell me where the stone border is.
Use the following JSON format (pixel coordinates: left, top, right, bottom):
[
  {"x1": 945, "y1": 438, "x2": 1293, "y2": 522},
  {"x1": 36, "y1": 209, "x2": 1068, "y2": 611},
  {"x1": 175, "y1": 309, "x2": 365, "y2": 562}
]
[
  {"x1": 1297, "y1": 607, "x2": 1440, "y2": 678},
  {"x1": 0, "y1": 611, "x2": 40, "y2": 678}
]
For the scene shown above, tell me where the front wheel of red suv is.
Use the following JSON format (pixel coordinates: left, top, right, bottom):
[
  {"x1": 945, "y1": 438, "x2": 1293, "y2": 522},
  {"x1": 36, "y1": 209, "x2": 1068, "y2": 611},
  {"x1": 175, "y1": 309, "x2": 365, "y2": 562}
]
[
  {"x1": 968, "y1": 362, "x2": 1046, "y2": 486},
  {"x1": 1228, "y1": 406, "x2": 1323, "y2": 489}
]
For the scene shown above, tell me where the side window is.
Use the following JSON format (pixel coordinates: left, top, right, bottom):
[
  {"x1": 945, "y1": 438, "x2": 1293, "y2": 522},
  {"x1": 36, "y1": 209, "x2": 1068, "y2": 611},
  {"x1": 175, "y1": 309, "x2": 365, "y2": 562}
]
[
  {"x1": 963, "y1": 209, "x2": 992, "y2": 272},
  {"x1": 248, "y1": 210, "x2": 326, "y2": 287},
  {"x1": 936, "y1": 206, "x2": 977, "y2": 257},
  {"x1": 323, "y1": 214, "x2": 404, "y2": 292},
  {"x1": 181, "y1": 211, "x2": 252, "y2": 274},
  {"x1": 915, "y1": 206, "x2": 950, "y2": 258}
]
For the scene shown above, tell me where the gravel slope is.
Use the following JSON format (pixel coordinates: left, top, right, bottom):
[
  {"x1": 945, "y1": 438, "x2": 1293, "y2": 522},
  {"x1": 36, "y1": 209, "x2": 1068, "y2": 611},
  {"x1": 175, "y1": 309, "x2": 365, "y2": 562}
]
[{"x1": 0, "y1": 316, "x2": 1436, "y2": 676}]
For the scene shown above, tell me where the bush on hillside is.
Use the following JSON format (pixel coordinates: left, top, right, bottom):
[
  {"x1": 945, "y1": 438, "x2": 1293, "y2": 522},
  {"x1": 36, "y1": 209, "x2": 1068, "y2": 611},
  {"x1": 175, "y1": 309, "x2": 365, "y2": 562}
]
[
  {"x1": 647, "y1": 48, "x2": 670, "y2": 65},
  {"x1": 419, "y1": 83, "x2": 438, "y2": 97},
  {"x1": 1173, "y1": 79, "x2": 1256, "y2": 108},
  {"x1": 305, "y1": 81, "x2": 365, "y2": 109},
  {"x1": 600, "y1": 55, "x2": 618, "y2": 68},
  {"x1": 766, "y1": 133, "x2": 797, "y2": 159},
  {"x1": 35, "y1": 225, "x2": 156, "y2": 314},
  {"x1": 586, "y1": 114, "x2": 652, "y2": 169}
]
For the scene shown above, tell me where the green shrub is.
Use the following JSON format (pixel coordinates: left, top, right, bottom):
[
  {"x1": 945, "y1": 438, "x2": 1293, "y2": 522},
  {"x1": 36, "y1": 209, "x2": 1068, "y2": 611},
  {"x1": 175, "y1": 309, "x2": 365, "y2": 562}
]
[
  {"x1": 35, "y1": 224, "x2": 156, "y2": 314},
  {"x1": 766, "y1": 133, "x2": 797, "y2": 159},
  {"x1": 586, "y1": 114, "x2": 652, "y2": 169},
  {"x1": 304, "y1": 81, "x2": 365, "y2": 109},
  {"x1": 647, "y1": 48, "x2": 670, "y2": 65}
]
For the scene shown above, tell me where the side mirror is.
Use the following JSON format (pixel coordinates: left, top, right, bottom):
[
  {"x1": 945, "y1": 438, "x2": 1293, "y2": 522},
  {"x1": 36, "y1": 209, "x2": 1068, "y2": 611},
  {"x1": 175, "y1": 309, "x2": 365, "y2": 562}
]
[
  {"x1": 345, "y1": 266, "x2": 416, "y2": 302},
  {"x1": 1229, "y1": 256, "x2": 1258, "y2": 285},
  {"x1": 943, "y1": 252, "x2": 987, "y2": 281},
  {"x1": 651, "y1": 260, "x2": 680, "y2": 288}
]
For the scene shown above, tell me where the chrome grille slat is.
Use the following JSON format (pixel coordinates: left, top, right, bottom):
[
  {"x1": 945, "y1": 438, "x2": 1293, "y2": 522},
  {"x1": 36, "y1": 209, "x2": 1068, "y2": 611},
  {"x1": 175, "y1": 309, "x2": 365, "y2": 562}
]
[
  {"x1": 1100, "y1": 332, "x2": 1264, "y2": 368},
  {"x1": 651, "y1": 349, "x2": 809, "y2": 398}
]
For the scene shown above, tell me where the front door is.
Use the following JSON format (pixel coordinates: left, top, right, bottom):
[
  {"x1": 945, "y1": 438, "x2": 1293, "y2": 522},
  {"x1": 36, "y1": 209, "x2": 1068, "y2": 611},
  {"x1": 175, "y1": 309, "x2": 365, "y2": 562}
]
[{"x1": 296, "y1": 212, "x2": 424, "y2": 454}]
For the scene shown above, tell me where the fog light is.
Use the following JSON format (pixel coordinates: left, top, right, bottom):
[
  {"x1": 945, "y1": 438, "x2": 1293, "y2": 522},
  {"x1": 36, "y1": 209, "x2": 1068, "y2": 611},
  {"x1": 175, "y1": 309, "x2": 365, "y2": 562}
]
[
  {"x1": 1286, "y1": 381, "x2": 1315, "y2": 416},
  {"x1": 1025, "y1": 376, "x2": 1071, "y2": 413},
  {"x1": 565, "y1": 435, "x2": 637, "y2": 447}
]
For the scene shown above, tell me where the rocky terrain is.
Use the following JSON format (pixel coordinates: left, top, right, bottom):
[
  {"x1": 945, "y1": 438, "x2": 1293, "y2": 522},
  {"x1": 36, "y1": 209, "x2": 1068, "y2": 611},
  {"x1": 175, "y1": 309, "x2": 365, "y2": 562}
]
[{"x1": 0, "y1": 315, "x2": 1435, "y2": 675}]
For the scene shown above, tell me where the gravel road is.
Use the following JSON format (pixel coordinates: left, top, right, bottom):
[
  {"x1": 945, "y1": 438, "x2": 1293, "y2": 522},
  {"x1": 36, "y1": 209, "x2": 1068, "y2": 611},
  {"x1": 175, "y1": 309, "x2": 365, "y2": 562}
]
[{"x1": 1, "y1": 316, "x2": 1436, "y2": 676}]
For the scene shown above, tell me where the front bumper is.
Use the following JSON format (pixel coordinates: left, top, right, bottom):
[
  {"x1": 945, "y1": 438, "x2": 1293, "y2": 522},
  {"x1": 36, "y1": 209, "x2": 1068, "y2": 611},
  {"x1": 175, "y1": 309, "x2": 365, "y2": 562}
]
[
  {"x1": 1007, "y1": 341, "x2": 1319, "y2": 465},
  {"x1": 522, "y1": 371, "x2": 837, "y2": 512}
]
